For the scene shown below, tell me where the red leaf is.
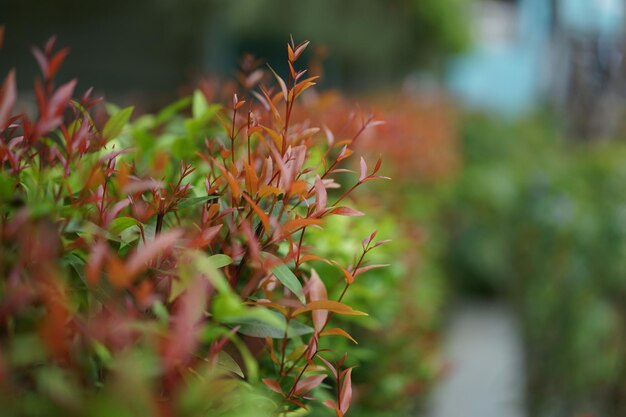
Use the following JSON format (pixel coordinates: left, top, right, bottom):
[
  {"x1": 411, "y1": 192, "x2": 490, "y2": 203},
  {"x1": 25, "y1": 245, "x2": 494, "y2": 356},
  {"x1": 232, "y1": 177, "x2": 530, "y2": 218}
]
[
  {"x1": 307, "y1": 269, "x2": 327, "y2": 332},
  {"x1": 373, "y1": 155, "x2": 383, "y2": 174},
  {"x1": 0, "y1": 69, "x2": 17, "y2": 130},
  {"x1": 363, "y1": 230, "x2": 377, "y2": 248},
  {"x1": 32, "y1": 47, "x2": 48, "y2": 78},
  {"x1": 48, "y1": 48, "x2": 70, "y2": 79},
  {"x1": 163, "y1": 274, "x2": 208, "y2": 371},
  {"x1": 262, "y1": 378, "x2": 285, "y2": 396},
  {"x1": 190, "y1": 224, "x2": 223, "y2": 249},
  {"x1": 318, "y1": 355, "x2": 337, "y2": 379},
  {"x1": 329, "y1": 207, "x2": 364, "y2": 217},
  {"x1": 354, "y1": 264, "x2": 389, "y2": 277},
  {"x1": 294, "y1": 374, "x2": 326, "y2": 395},
  {"x1": 121, "y1": 179, "x2": 164, "y2": 194},
  {"x1": 125, "y1": 229, "x2": 183, "y2": 281},
  {"x1": 37, "y1": 79, "x2": 77, "y2": 136},
  {"x1": 339, "y1": 368, "x2": 353, "y2": 415},
  {"x1": 314, "y1": 175, "x2": 327, "y2": 215},
  {"x1": 322, "y1": 399, "x2": 337, "y2": 411},
  {"x1": 86, "y1": 240, "x2": 108, "y2": 286}
]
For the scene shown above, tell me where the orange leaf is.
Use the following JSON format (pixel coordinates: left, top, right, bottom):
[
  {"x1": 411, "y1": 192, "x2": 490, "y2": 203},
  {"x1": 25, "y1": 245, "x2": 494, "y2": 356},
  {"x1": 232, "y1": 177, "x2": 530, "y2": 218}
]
[
  {"x1": 215, "y1": 113, "x2": 232, "y2": 134},
  {"x1": 289, "y1": 180, "x2": 309, "y2": 198},
  {"x1": 242, "y1": 193, "x2": 270, "y2": 237},
  {"x1": 337, "y1": 146, "x2": 353, "y2": 161},
  {"x1": 259, "y1": 86, "x2": 281, "y2": 123},
  {"x1": 245, "y1": 300, "x2": 288, "y2": 316},
  {"x1": 321, "y1": 328, "x2": 358, "y2": 344},
  {"x1": 216, "y1": 164, "x2": 242, "y2": 201},
  {"x1": 262, "y1": 126, "x2": 283, "y2": 150},
  {"x1": 292, "y1": 300, "x2": 367, "y2": 317},
  {"x1": 333, "y1": 262, "x2": 354, "y2": 285},
  {"x1": 299, "y1": 254, "x2": 331, "y2": 264},
  {"x1": 106, "y1": 255, "x2": 131, "y2": 289},
  {"x1": 243, "y1": 162, "x2": 259, "y2": 195},
  {"x1": 258, "y1": 185, "x2": 282, "y2": 198},
  {"x1": 287, "y1": 43, "x2": 295, "y2": 62},
  {"x1": 282, "y1": 218, "x2": 324, "y2": 235},
  {"x1": 329, "y1": 207, "x2": 364, "y2": 217}
]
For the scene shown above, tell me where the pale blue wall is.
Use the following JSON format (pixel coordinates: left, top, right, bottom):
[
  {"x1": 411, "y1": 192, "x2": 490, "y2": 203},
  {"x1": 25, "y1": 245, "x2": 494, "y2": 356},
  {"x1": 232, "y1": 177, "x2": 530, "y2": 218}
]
[{"x1": 446, "y1": 0, "x2": 625, "y2": 116}]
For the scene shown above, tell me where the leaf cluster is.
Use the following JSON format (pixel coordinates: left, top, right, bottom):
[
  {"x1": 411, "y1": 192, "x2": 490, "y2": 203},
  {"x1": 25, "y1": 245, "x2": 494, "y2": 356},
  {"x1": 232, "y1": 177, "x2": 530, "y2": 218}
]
[{"x1": 0, "y1": 33, "x2": 388, "y2": 416}]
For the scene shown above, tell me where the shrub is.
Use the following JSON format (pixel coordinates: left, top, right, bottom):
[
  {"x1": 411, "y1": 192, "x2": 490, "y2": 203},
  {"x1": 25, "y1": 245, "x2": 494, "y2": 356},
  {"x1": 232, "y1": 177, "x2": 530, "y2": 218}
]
[
  {"x1": 0, "y1": 35, "x2": 388, "y2": 416},
  {"x1": 443, "y1": 115, "x2": 626, "y2": 416}
]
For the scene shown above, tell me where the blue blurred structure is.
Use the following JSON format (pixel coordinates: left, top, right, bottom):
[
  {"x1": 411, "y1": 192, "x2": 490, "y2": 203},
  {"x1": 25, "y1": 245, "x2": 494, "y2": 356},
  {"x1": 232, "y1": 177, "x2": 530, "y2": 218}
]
[{"x1": 446, "y1": 0, "x2": 625, "y2": 117}]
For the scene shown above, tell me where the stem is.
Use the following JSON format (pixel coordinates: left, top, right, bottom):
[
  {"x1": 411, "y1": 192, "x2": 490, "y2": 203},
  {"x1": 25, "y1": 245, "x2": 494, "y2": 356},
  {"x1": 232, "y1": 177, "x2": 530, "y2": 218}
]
[
  {"x1": 282, "y1": 247, "x2": 369, "y2": 391},
  {"x1": 231, "y1": 107, "x2": 238, "y2": 166},
  {"x1": 278, "y1": 317, "x2": 291, "y2": 376},
  {"x1": 247, "y1": 111, "x2": 252, "y2": 165},
  {"x1": 155, "y1": 197, "x2": 166, "y2": 236}
]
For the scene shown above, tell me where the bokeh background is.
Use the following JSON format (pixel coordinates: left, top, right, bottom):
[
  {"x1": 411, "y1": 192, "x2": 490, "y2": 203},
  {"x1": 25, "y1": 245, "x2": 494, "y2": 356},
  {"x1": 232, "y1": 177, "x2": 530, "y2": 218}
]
[{"x1": 3, "y1": 0, "x2": 626, "y2": 416}]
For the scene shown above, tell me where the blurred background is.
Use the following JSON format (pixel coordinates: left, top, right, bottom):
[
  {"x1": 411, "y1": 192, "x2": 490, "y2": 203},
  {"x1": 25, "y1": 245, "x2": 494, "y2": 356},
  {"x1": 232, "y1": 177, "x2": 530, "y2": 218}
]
[{"x1": 3, "y1": 0, "x2": 626, "y2": 416}]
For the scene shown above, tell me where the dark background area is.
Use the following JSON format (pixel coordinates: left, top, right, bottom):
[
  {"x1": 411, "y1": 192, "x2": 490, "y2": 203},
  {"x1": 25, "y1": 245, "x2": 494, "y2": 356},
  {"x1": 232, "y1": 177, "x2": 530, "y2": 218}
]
[{"x1": 1, "y1": 0, "x2": 468, "y2": 106}]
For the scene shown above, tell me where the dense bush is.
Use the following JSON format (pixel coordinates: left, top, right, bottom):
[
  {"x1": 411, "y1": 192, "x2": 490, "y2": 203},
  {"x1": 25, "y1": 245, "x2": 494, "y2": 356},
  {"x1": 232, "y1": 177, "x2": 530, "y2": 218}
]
[
  {"x1": 0, "y1": 36, "x2": 397, "y2": 416},
  {"x1": 443, "y1": 115, "x2": 626, "y2": 417}
]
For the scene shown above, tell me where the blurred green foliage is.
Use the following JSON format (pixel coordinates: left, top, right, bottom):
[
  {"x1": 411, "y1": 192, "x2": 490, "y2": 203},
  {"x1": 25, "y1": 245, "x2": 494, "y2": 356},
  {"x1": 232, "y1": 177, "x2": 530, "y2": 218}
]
[
  {"x1": 440, "y1": 114, "x2": 626, "y2": 416},
  {"x1": 304, "y1": 211, "x2": 445, "y2": 417},
  {"x1": 218, "y1": 0, "x2": 469, "y2": 86}
]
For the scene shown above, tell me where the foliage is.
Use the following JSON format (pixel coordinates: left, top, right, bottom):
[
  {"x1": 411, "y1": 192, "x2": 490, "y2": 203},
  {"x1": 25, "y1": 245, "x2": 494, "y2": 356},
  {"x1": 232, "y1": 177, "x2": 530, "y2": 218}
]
[
  {"x1": 305, "y1": 211, "x2": 444, "y2": 417},
  {"x1": 443, "y1": 115, "x2": 626, "y2": 416},
  {"x1": 216, "y1": 0, "x2": 469, "y2": 86},
  {"x1": 0, "y1": 35, "x2": 390, "y2": 416}
]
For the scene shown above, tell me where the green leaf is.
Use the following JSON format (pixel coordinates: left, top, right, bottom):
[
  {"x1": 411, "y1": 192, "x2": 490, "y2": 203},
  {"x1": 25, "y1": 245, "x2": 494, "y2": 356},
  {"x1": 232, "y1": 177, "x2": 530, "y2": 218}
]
[
  {"x1": 156, "y1": 96, "x2": 191, "y2": 124},
  {"x1": 224, "y1": 310, "x2": 314, "y2": 339},
  {"x1": 217, "y1": 351, "x2": 245, "y2": 378},
  {"x1": 264, "y1": 253, "x2": 305, "y2": 304},
  {"x1": 192, "y1": 90, "x2": 208, "y2": 119},
  {"x1": 108, "y1": 216, "x2": 140, "y2": 236},
  {"x1": 212, "y1": 293, "x2": 246, "y2": 320},
  {"x1": 152, "y1": 301, "x2": 169, "y2": 324},
  {"x1": 103, "y1": 106, "x2": 134, "y2": 140},
  {"x1": 193, "y1": 253, "x2": 232, "y2": 293},
  {"x1": 0, "y1": 171, "x2": 13, "y2": 202},
  {"x1": 175, "y1": 195, "x2": 217, "y2": 210},
  {"x1": 171, "y1": 252, "x2": 234, "y2": 302},
  {"x1": 207, "y1": 254, "x2": 233, "y2": 269}
]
